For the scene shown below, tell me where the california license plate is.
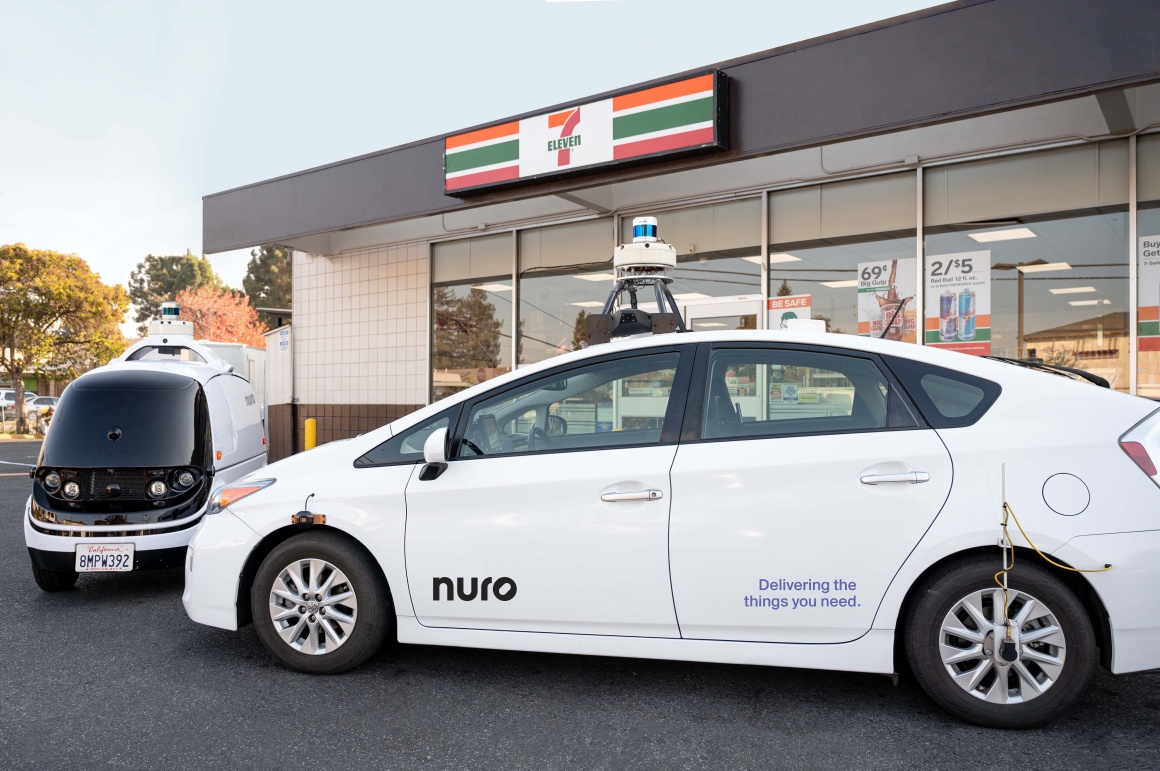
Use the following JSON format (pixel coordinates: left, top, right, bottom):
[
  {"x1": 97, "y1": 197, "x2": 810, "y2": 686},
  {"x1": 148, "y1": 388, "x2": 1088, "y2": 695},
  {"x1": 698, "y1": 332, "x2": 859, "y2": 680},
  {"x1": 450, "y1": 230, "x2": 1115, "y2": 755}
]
[{"x1": 75, "y1": 544, "x2": 135, "y2": 572}]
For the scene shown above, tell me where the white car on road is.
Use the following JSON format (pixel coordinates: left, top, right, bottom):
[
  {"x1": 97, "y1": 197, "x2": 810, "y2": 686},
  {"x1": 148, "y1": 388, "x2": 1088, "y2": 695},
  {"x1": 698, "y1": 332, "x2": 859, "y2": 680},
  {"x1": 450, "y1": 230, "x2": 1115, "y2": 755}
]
[{"x1": 183, "y1": 330, "x2": 1160, "y2": 728}]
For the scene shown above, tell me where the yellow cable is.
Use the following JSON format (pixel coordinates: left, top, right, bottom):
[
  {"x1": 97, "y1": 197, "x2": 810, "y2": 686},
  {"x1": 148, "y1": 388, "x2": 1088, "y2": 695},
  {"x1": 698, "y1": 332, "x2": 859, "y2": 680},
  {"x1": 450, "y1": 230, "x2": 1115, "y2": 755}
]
[
  {"x1": 1002, "y1": 502, "x2": 1113, "y2": 574},
  {"x1": 993, "y1": 501, "x2": 1111, "y2": 636}
]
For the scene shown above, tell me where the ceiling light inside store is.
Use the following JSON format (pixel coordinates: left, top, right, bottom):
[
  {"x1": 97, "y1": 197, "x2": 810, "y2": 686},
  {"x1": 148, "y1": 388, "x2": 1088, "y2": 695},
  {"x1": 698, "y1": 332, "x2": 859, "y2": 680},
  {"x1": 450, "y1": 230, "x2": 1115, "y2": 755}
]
[
  {"x1": 672, "y1": 293, "x2": 710, "y2": 301},
  {"x1": 1018, "y1": 262, "x2": 1071, "y2": 273},
  {"x1": 472, "y1": 283, "x2": 512, "y2": 292},
  {"x1": 969, "y1": 227, "x2": 1037, "y2": 243},
  {"x1": 1068, "y1": 299, "x2": 1100, "y2": 306},
  {"x1": 1049, "y1": 286, "x2": 1097, "y2": 295},
  {"x1": 741, "y1": 254, "x2": 802, "y2": 265},
  {"x1": 820, "y1": 280, "x2": 860, "y2": 288},
  {"x1": 696, "y1": 322, "x2": 727, "y2": 328},
  {"x1": 571, "y1": 301, "x2": 606, "y2": 308},
  {"x1": 574, "y1": 273, "x2": 617, "y2": 281}
]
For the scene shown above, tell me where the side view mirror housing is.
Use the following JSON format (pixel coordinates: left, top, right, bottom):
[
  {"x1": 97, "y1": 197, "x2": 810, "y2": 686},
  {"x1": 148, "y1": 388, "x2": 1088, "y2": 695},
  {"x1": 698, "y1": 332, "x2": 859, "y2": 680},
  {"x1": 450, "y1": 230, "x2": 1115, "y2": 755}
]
[{"x1": 419, "y1": 427, "x2": 449, "y2": 481}]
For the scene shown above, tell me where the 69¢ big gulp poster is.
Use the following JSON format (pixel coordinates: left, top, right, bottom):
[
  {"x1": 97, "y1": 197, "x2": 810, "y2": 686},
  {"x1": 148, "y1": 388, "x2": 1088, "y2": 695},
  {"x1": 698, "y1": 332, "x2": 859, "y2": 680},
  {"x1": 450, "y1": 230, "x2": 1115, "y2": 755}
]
[{"x1": 857, "y1": 258, "x2": 918, "y2": 343}]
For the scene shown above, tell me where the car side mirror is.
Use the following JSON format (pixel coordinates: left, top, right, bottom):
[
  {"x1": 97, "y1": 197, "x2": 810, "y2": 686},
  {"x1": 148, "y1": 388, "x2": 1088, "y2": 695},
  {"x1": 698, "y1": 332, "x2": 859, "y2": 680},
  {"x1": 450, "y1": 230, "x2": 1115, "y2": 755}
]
[{"x1": 419, "y1": 427, "x2": 449, "y2": 481}]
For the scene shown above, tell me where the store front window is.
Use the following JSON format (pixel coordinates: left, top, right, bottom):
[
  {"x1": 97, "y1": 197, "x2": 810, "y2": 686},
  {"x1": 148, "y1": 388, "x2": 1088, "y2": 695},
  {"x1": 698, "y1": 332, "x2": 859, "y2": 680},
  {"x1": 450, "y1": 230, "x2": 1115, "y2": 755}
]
[
  {"x1": 925, "y1": 141, "x2": 1129, "y2": 390},
  {"x1": 621, "y1": 198, "x2": 762, "y2": 312},
  {"x1": 768, "y1": 173, "x2": 917, "y2": 339},
  {"x1": 518, "y1": 219, "x2": 613, "y2": 366},
  {"x1": 1137, "y1": 134, "x2": 1160, "y2": 398},
  {"x1": 431, "y1": 234, "x2": 514, "y2": 400}
]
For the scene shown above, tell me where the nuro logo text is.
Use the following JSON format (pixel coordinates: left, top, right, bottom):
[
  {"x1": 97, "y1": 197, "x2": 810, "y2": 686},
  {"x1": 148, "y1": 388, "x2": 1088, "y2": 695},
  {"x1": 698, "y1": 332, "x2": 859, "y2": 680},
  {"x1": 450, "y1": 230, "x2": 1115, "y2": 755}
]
[{"x1": 433, "y1": 576, "x2": 517, "y2": 601}]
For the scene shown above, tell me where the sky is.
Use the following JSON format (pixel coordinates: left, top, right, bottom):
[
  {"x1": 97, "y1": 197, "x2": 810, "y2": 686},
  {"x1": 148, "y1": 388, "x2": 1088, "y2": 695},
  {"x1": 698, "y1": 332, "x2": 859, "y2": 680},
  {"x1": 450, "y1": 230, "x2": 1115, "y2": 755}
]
[{"x1": 0, "y1": 0, "x2": 943, "y2": 304}]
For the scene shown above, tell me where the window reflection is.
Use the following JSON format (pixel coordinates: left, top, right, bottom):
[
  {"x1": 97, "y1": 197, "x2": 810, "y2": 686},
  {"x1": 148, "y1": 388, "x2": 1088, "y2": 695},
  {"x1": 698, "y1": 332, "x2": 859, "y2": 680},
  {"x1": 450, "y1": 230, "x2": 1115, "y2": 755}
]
[
  {"x1": 926, "y1": 213, "x2": 1129, "y2": 390},
  {"x1": 1137, "y1": 134, "x2": 1160, "y2": 397},
  {"x1": 519, "y1": 267, "x2": 613, "y2": 366},
  {"x1": 432, "y1": 280, "x2": 512, "y2": 400},
  {"x1": 766, "y1": 237, "x2": 917, "y2": 337}
]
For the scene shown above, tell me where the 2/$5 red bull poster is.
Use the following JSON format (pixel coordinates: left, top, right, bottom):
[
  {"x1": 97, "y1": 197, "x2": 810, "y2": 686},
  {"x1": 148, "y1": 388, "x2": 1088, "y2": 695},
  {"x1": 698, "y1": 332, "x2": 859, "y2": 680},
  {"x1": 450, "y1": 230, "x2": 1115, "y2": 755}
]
[
  {"x1": 857, "y1": 259, "x2": 918, "y2": 343},
  {"x1": 923, "y1": 250, "x2": 991, "y2": 355}
]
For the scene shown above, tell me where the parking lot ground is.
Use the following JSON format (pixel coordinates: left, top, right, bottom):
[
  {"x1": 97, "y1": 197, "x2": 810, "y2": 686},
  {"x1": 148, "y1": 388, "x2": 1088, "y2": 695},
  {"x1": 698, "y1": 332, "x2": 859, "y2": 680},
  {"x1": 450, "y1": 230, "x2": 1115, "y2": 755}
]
[{"x1": 2, "y1": 439, "x2": 1159, "y2": 770}]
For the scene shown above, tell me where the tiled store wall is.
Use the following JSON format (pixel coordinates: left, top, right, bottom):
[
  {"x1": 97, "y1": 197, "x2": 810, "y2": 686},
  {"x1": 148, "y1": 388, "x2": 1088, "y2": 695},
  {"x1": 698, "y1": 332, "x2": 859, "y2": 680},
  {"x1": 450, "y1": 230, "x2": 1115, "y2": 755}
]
[{"x1": 273, "y1": 243, "x2": 428, "y2": 458}]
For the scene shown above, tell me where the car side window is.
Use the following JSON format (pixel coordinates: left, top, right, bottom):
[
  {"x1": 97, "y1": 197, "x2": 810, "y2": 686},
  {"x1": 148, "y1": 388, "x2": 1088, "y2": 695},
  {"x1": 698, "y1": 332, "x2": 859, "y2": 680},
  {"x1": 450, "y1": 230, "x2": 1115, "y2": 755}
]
[
  {"x1": 884, "y1": 356, "x2": 1001, "y2": 428},
  {"x1": 354, "y1": 405, "x2": 460, "y2": 467},
  {"x1": 456, "y1": 351, "x2": 681, "y2": 458},
  {"x1": 701, "y1": 348, "x2": 918, "y2": 440}
]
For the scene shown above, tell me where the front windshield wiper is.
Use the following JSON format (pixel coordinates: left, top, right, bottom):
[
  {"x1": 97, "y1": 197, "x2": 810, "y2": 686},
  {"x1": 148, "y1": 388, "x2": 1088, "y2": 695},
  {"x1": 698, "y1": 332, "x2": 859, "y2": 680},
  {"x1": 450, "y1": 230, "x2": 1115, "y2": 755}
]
[{"x1": 982, "y1": 356, "x2": 1110, "y2": 388}]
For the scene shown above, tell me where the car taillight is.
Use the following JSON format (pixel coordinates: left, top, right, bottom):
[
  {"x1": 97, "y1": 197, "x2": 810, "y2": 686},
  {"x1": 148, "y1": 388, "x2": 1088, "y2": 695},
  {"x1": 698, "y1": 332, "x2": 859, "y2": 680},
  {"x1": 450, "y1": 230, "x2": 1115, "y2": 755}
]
[{"x1": 1120, "y1": 440, "x2": 1157, "y2": 477}]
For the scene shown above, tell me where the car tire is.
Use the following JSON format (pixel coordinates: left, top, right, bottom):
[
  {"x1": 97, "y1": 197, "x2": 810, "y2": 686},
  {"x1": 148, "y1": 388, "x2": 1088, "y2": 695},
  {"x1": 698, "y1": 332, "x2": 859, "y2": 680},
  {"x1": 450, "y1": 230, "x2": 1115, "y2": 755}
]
[
  {"x1": 905, "y1": 555, "x2": 1095, "y2": 729},
  {"x1": 251, "y1": 532, "x2": 392, "y2": 675},
  {"x1": 31, "y1": 561, "x2": 79, "y2": 592}
]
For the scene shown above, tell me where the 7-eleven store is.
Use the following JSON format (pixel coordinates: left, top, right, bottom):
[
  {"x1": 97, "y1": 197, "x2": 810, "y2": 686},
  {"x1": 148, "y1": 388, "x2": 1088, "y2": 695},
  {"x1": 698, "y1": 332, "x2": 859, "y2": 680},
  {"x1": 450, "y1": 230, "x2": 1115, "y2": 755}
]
[{"x1": 204, "y1": 0, "x2": 1160, "y2": 460}]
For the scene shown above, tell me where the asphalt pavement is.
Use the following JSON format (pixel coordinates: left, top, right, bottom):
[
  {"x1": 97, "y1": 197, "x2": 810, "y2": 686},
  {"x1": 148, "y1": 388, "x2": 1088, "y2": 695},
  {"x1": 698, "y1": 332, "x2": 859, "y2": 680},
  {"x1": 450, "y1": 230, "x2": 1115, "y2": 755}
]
[{"x1": 1, "y1": 439, "x2": 1158, "y2": 770}]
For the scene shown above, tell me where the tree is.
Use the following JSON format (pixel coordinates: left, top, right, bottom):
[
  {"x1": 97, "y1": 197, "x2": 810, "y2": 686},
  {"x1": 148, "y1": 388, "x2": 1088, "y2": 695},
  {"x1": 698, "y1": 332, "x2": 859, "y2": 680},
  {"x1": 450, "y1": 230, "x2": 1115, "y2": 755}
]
[
  {"x1": 175, "y1": 286, "x2": 268, "y2": 347},
  {"x1": 128, "y1": 250, "x2": 222, "y2": 334},
  {"x1": 776, "y1": 278, "x2": 794, "y2": 297},
  {"x1": 432, "y1": 286, "x2": 502, "y2": 370},
  {"x1": 243, "y1": 245, "x2": 292, "y2": 323},
  {"x1": 571, "y1": 309, "x2": 588, "y2": 351},
  {"x1": 0, "y1": 244, "x2": 129, "y2": 433}
]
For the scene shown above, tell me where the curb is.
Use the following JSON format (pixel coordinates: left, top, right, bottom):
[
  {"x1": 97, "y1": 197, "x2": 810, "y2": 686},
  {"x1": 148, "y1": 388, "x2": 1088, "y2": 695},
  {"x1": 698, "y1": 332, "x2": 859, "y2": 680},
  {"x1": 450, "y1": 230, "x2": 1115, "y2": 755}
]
[{"x1": 0, "y1": 434, "x2": 41, "y2": 440}]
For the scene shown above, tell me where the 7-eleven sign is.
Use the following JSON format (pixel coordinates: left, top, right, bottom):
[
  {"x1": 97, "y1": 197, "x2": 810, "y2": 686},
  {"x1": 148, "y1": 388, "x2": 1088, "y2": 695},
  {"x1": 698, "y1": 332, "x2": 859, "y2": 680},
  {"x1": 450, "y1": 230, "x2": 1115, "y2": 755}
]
[{"x1": 548, "y1": 107, "x2": 581, "y2": 167}]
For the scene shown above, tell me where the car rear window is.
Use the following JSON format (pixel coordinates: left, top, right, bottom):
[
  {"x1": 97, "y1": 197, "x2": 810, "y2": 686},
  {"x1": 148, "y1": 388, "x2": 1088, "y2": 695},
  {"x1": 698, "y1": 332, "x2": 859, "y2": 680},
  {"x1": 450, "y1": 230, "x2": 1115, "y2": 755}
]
[{"x1": 885, "y1": 356, "x2": 1001, "y2": 428}]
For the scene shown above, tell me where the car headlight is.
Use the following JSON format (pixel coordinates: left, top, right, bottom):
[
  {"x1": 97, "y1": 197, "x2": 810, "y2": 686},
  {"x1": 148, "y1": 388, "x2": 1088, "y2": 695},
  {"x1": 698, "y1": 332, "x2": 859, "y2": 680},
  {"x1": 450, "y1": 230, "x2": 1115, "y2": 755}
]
[
  {"x1": 43, "y1": 471, "x2": 61, "y2": 492},
  {"x1": 148, "y1": 480, "x2": 168, "y2": 498},
  {"x1": 62, "y1": 481, "x2": 80, "y2": 499},
  {"x1": 208, "y1": 479, "x2": 275, "y2": 515},
  {"x1": 176, "y1": 471, "x2": 196, "y2": 488}
]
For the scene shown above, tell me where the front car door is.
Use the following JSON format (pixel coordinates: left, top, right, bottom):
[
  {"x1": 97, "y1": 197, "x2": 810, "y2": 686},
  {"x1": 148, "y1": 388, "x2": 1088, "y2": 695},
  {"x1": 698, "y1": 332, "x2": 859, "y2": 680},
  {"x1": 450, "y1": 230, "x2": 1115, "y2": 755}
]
[
  {"x1": 405, "y1": 346, "x2": 691, "y2": 638},
  {"x1": 668, "y1": 343, "x2": 952, "y2": 644}
]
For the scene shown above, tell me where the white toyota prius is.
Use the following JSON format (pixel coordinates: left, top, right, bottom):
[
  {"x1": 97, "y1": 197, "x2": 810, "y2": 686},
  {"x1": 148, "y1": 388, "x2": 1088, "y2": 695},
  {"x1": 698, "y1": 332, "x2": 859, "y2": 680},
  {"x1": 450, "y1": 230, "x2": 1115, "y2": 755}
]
[{"x1": 183, "y1": 330, "x2": 1160, "y2": 728}]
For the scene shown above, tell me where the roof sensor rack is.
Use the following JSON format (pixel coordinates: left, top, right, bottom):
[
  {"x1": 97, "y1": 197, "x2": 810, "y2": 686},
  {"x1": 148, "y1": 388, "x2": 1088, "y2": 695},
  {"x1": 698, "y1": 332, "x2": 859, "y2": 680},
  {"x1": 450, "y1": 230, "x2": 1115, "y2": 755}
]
[{"x1": 584, "y1": 216, "x2": 687, "y2": 346}]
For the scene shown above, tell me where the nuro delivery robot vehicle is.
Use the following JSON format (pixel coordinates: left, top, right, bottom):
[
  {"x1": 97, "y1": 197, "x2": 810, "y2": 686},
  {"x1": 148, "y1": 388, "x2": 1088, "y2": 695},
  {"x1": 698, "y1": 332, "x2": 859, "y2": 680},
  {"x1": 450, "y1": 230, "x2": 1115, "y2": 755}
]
[{"x1": 25, "y1": 302, "x2": 267, "y2": 591}]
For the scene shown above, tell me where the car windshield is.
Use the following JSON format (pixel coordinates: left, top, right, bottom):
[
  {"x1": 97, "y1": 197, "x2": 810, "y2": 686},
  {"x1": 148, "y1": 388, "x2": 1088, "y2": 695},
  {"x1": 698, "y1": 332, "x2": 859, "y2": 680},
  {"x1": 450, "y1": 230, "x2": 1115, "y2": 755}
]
[{"x1": 40, "y1": 370, "x2": 209, "y2": 468}]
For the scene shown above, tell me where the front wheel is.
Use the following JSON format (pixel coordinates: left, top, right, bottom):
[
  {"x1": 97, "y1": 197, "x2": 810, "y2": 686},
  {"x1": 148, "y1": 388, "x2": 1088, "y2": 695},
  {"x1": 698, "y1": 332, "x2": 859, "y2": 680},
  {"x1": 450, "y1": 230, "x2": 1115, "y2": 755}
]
[
  {"x1": 251, "y1": 532, "x2": 393, "y2": 674},
  {"x1": 905, "y1": 556, "x2": 1095, "y2": 729}
]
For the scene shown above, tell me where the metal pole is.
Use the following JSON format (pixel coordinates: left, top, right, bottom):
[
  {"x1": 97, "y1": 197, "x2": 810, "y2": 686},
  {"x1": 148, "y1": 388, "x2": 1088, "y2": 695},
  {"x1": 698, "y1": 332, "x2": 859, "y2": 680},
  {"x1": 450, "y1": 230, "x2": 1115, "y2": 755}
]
[
  {"x1": 1018, "y1": 270, "x2": 1025, "y2": 358},
  {"x1": 1130, "y1": 134, "x2": 1139, "y2": 395},
  {"x1": 760, "y1": 190, "x2": 770, "y2": 330},
  {"x1": 916, "y1": 168, "x2": 925, "y2": 345},
  {"x1": 511, "y1": 230, "x2": 520, "y2": 372}
]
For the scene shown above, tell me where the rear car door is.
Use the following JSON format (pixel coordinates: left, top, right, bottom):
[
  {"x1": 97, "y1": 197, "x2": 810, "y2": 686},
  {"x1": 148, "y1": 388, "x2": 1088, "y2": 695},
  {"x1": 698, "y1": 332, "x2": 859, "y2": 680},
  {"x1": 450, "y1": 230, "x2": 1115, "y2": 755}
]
[
  {"x1": 668, "y1": 343, "x2": 952, "y2": 644},
  {"x1": 405, "y1": 346, "x2": 691, "y2": 637}
]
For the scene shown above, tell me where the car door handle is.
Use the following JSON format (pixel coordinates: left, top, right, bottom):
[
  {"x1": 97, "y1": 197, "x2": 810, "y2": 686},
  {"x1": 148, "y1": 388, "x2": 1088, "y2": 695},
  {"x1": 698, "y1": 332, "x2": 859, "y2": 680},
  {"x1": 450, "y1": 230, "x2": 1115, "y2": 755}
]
[
  {"x1": 601, "y1": 489, "x2": 664, "y2": 502},
  {"x1": 860, "y1": 472, "x2": 930, "y2": 485}
]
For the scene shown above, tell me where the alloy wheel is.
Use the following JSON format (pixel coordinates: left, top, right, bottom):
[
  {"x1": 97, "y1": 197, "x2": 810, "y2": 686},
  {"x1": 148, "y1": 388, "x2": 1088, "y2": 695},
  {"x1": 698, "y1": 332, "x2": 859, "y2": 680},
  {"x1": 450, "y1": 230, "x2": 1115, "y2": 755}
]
[
  {"x1": 268, "y1": 558, "x2": 358, "y2": 655},
  {"x1": 939, "y1": 587, "x2": 1066, "y2": 705}
]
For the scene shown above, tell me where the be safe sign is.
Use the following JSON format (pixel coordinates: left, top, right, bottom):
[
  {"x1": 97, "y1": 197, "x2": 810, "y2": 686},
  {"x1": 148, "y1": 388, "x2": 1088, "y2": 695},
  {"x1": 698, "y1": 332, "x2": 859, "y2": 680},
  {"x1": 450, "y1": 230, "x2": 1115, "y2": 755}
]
[{"x1": 444, "y1": 71, "x2": 728, "y2": 195}]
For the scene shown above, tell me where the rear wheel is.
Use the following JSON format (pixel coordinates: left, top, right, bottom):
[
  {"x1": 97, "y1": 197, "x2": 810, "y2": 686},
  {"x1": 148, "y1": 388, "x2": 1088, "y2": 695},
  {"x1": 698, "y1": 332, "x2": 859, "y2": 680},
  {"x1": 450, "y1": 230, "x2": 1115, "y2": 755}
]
[
  {"x1": 31, "y1": 561, "x2": 78, "y2": 592},
  {"x1": 905, "y1": 556, "x2": 1095, "y2": 728},
  {"x1": 251, "y1": 532, "x2": 392, "y2": 674}
]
